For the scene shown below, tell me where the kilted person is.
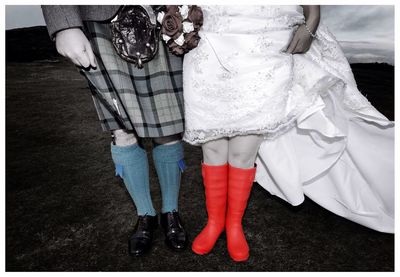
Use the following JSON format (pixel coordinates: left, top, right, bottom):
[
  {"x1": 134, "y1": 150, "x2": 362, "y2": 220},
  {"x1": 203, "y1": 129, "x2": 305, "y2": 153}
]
[{"x1": 41, "y1": 5, "x2": 189, "y2": 256}]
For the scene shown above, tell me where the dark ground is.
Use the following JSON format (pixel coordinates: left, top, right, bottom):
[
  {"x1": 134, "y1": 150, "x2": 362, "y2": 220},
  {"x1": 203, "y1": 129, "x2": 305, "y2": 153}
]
[{"x1": 5, "y1": 27, "x2": 395, "y2": 271}]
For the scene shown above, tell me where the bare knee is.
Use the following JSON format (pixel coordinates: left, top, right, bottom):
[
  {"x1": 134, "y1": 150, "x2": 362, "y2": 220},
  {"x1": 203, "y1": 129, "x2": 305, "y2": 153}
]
[
  {"x1": 202, "y1": 140, "x2": 228, "y2": 166},
  {"x1": 228, "y1": 149, "x2": 257, "y2": 169},
  {"x1": 112, "y1": 129, "x2": 137, "y2": 146}
]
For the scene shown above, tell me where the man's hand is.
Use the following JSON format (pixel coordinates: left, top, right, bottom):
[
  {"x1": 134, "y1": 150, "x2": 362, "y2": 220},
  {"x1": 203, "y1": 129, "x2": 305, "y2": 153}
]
[
  {"x1": 285, "y1": 24, "x2": 313, "y2": 54},
  {"x1": 55, "y1": 28, "x2": 97, "y2": 68}
]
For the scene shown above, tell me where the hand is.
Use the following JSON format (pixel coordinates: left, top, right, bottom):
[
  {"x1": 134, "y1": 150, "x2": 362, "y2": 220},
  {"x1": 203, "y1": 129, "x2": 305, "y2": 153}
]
[
  {"x1": 285, "y1": 24, "x2": 314, "y2": 54},
  {"x1": 55, "y1": 28, "x2": 97, "y2": 68}
]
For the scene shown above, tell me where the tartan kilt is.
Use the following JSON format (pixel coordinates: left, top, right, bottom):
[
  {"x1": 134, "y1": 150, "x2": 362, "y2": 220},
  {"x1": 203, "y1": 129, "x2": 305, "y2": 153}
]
[{"x1": 80, "y1": 20, "x2": 184, "y2": 138}]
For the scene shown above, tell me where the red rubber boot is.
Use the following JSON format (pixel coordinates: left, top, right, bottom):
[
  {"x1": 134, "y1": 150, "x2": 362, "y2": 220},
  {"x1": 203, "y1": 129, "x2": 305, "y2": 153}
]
[
  {"x1": 226, "y1": 164, "x2": 256, "y2": 262},
  {"x1": 192, "y1": 163, "x2": 228, "y2": 255}
]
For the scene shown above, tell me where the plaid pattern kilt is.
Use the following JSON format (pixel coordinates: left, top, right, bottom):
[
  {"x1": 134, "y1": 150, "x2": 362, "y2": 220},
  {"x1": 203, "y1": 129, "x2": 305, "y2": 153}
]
[{"x1": 80, "y1": 21, "x2": 184, "y2": 138}]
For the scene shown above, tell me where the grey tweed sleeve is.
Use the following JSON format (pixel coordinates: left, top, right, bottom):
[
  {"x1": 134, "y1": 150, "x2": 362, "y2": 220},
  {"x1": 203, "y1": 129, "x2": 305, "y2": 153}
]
[{"x1": 41, "y1": 5, "x2": 83, "y2": 39}]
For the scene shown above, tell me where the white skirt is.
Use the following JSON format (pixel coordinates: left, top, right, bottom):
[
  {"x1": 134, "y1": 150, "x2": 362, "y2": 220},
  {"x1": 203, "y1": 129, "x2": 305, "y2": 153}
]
[{"x1": 183, "y1": 5, "x2": 394, "y2": 233}]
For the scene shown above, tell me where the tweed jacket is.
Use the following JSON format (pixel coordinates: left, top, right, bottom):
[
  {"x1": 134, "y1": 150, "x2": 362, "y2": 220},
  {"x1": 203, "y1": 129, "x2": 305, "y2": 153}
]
[{"x1": 41, "y1": 5, "x2": 121, "y2": 39}]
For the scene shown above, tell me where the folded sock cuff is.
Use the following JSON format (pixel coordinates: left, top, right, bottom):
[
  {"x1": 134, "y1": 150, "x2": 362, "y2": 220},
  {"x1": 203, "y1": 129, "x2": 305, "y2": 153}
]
[
  {"x1": 152, "y1": 141, "x2": 184, "y2": 162},
  {"x1": 111, "y1": 143, "x2": 146, "y2": 165}
]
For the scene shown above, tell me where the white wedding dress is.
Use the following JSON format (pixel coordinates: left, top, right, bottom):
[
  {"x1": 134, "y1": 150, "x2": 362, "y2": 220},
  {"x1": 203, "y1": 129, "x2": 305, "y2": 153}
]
[{"x1": 183, "y1": 5, "x2": 394, "y2": 233}]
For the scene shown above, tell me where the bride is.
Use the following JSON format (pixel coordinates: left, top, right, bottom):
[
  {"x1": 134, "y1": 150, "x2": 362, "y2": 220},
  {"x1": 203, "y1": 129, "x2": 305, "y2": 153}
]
[{"x1": 182, "y1": 5, "x2": 394, "y2": 262}]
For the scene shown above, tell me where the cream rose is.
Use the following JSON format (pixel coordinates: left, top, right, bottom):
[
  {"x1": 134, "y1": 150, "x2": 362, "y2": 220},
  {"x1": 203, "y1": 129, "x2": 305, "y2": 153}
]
[
  {"x1": 179, "y1": 5, "x2": 189, "y2": 20},
  {"x1": 174, "y1": 33, "x2": 185, "y2": 46},
  {"x1": 157, "y1": 11, "x2": 165, "y2": 24},
  {"x1": 182, "y1": 21, "x2": 194, "y2": 33},
  {"x1": 162, "y1": 34, "x2": 172, "y2": 42}
]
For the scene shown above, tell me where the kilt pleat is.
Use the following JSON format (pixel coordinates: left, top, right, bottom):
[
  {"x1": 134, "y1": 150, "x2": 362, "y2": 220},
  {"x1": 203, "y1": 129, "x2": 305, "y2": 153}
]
[{"x1": 80, "y1": 20, "x2": 185, "y2": 138}]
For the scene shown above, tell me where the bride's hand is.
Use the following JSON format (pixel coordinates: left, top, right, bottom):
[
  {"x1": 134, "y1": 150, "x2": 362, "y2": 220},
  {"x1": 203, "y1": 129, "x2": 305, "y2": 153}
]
[
  {"x1": 285, "y1": 24, "x2": 314, "y2": 54},
  {"x1": 286, "y1": 5, "x2": 320, "y2": 55}
]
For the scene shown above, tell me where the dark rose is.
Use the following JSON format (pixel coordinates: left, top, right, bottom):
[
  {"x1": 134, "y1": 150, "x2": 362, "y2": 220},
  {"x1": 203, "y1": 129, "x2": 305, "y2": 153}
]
[
  {"x1": 172, "y1": 46, "x2": 186, "y2": 56},
  {"x1": 188, "y1": 5, "x2": 203, "y2": 30},
  {"x1": 184, "y1": 32, "x2": 201, "y2": 50},
  {"x1": 162, "y1": 13, "x2": 183, "y2": 39},
  {"x1": 168, "y1": 40, "x2": 187, "y2": 56},
  {"x1": 166, "y1": 5, "x2": 180, "y2": 14}
]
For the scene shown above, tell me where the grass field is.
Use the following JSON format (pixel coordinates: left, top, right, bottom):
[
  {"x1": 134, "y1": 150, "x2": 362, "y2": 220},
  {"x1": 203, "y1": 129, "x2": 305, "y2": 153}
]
[{"x1": 6, "y1": 27, "x2": 394, "y2": 271}]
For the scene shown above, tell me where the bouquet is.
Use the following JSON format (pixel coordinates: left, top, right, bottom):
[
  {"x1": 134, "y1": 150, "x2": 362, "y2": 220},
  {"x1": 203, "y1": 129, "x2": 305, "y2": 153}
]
[{"x1": 157, "y1": 5, "x2": 204, "y2": 56}]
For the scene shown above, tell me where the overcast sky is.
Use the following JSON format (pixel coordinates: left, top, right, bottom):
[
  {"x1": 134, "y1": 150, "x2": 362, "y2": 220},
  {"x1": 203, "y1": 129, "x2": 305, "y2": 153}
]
[{"x1": 5, "y1": 5, "x2": 394, "y2": 64}]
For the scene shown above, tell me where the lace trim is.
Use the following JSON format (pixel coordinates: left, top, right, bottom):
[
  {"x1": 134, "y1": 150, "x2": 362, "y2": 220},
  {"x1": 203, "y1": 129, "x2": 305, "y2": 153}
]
[
  {"x1": 183, "y1": 116, "x2": 298, "y2": 146},
  {"x1": 184, "y1": 68, "x2": 346, "y2": 145}
]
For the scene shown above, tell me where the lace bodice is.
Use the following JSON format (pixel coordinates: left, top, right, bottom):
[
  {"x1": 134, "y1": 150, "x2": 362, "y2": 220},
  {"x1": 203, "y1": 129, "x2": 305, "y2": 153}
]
[{"x1": 201, "y1": 5, "x2": 305, "y2": 34}]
